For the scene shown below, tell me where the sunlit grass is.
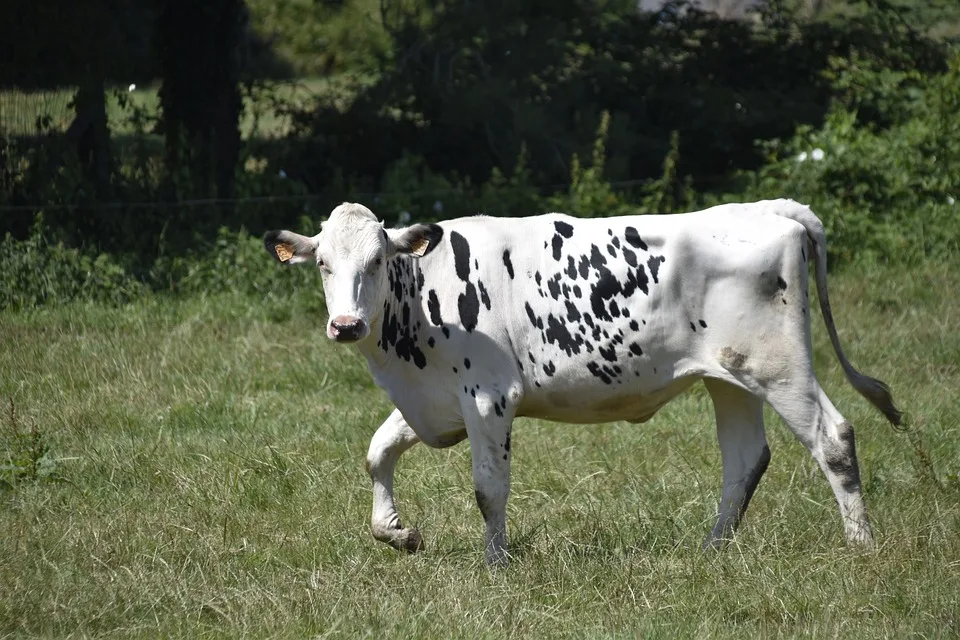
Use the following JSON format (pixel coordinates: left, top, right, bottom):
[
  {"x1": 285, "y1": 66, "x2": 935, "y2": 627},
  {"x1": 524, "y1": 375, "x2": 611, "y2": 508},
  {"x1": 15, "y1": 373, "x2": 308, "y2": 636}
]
[
  {"x1": 1, "y1": 262, "x2": 958, "y2": 637},
  {"x1": 0, "y1": 78, "x2": 343, "y2": 140}
]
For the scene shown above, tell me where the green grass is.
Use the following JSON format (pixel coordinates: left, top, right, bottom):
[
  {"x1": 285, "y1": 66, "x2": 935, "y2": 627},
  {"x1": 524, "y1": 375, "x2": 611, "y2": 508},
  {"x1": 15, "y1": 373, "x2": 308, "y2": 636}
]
[{"x1": 1, "y1": 261, "x2": 959, "y2": 638}]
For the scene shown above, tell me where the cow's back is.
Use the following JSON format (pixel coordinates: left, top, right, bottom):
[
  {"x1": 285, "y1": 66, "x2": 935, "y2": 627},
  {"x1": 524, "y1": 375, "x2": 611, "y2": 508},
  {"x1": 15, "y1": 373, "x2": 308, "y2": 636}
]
[{"x1": 419, "y1": 206, "x2": 805, "y2": 424}]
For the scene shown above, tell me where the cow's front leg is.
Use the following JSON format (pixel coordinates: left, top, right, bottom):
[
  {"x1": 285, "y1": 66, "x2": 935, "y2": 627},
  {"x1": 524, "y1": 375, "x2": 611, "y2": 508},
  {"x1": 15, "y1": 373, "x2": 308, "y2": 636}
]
[
  {"x1": 464, "y1": 393, "x2": 517, "y2": 567},
  {"x1": 366, "y1": 409, "x2": 424, "y2": 553}
]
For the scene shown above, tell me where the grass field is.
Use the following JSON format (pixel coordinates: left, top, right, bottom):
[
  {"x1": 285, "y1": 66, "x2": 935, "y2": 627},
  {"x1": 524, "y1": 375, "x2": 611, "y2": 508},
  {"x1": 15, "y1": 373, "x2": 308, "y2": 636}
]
[{"x1": 1, "y1": 261, "x2": 959, "y2": 637}]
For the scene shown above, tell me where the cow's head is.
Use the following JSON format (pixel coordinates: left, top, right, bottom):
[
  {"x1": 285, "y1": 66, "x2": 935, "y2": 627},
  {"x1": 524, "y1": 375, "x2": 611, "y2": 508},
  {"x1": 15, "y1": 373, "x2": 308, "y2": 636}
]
[{"x1": 264, "y1": 202, "x2": 443, "y2": 344}]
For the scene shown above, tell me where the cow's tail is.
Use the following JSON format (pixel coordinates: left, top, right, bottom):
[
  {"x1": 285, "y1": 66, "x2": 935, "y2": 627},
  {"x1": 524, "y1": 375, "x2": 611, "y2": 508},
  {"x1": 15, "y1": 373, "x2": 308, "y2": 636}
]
[{"x1": 774, "y1": 199, "x2": 903, "y2": 428}]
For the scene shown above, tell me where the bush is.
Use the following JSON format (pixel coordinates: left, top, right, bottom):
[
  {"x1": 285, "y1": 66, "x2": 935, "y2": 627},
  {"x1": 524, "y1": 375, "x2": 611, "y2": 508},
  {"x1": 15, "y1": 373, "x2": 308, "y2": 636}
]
[
  {"x1": 0, "y1": 399, "x2": 58, "y2": 490},
  {"x1": 0, "y1": 217, "x2": 325, "y2": 311},
  {"x1": 161, "y1": 224, "x2": 321, "y2": 300},
  {"x1": 736, "y1": 51, "x2": 960, "y2": 264},
  {"x1": 0, "y1": 218, "x2": 146, "y2": 311}
]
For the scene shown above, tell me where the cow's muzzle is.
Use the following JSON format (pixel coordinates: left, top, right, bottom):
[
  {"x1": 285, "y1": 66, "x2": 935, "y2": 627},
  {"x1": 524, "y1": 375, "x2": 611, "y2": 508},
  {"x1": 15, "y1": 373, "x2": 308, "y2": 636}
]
[{"x1": 329, "y1": 315, "x2": 367, "y2": 343}]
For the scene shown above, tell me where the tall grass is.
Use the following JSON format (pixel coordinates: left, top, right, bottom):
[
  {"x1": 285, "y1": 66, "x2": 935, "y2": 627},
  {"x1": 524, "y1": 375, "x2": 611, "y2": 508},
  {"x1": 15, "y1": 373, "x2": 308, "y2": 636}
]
[{"x1": 1, "y1": 262, "x2": 958, "y2": 637}]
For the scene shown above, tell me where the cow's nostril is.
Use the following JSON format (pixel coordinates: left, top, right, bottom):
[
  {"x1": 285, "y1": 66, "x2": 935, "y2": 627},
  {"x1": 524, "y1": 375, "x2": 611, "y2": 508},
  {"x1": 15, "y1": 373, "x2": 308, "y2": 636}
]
[{"x1": 330, "y1": 316, "x2": 366, "y2": 342}]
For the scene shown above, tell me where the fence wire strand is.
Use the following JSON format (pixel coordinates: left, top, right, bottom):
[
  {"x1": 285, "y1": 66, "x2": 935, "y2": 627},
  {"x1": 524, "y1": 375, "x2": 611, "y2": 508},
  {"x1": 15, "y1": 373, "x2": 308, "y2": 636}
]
[{"x1": 0, "y1": 178, "x2": 660, "y2": 213}]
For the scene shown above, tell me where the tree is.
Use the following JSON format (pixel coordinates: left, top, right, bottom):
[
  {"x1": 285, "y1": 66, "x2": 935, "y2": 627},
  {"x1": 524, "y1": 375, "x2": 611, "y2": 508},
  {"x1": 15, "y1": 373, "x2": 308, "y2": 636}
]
[{"x1": 155, "y1": 0, "x2": 247, "y2": 202}]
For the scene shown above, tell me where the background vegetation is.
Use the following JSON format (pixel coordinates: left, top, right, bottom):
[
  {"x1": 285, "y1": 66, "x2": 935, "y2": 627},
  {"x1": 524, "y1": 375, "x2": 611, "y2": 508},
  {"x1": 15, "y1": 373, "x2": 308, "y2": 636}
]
[
  {"x1": 1, "y1": 0, "x2": 958, "y2": 306},
  {"x1": 2, "y1": 0, "x2": 959, "y2": 636}
]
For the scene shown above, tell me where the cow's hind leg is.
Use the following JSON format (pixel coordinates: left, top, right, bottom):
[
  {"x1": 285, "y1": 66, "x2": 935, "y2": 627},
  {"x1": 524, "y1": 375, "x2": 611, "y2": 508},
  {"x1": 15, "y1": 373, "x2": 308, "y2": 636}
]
[
  {"x1": 703, "y1": 378, "x2": 770, "y2": 549},
  {"x1": 366, "y1": 409, "x2": 424, "y2": 553},
  {"x1": 762, "y1": 378, "x2": 874, "y2": 548}
]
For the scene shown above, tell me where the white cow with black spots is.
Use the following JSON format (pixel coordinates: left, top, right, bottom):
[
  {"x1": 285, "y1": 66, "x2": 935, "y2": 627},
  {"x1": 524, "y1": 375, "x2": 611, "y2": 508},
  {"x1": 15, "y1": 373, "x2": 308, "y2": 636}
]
[{"x1": 264, "y1": 199, "x2": 900, "y2": 566}]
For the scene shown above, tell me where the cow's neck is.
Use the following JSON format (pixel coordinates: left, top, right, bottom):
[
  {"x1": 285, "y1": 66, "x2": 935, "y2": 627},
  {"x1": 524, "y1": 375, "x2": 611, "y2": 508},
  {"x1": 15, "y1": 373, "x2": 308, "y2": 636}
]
[{"x1": 355, "y1": 255, "x2": 430, "y2": 377}]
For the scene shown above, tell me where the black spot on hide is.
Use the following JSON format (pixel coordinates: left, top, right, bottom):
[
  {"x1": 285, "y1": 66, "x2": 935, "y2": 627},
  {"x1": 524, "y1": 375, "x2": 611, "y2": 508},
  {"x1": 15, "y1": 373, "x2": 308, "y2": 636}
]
[
  {"x1": 450, "y1": 231, "x2": 471, "y2": 282},
  {"x1": 554, "y1": 220, "x2": 574, "y2": 238},
  {"x1": 625, "y1": 227, "x2": 648, "y2": 250},
  {"x1": 647, "y1": 256, "x2": 665, "y2": 284},
  {"x1": 502, "y1": 250, "x2": 515, "y2": 279},
  {"x1": 478, "y1": 280, "x2": 492, "y2": 310},
  {"x1": 552, "y1": 235, "x2": 564, "y2": 261},
  {"x1": 428, "y1": 290, "x2": 442, "y2": 326},
  {"x1": 458, "y1": 283, "x2": 480, "y2": 332}
]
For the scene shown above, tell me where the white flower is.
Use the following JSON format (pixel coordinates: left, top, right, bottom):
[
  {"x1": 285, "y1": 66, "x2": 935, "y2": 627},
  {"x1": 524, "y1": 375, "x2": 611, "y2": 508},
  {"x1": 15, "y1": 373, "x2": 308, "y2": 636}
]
[
  {"x1": 278, "y1": 169, "x2": 287, "y2": 179},
  {"x1": 796, "y1": 151, "x2": 808, "y2": 162},
  {"x1": 948, "y1": 195, "x2": 956, "y2": 206},
  {"x1": 735, "y1": 102, "x2": 742, "y2": 110},
  {"x1": 128, "y1": 83, "x2": 136, "y2": 92},
  {"x1": 433, "y1": 200, "x2": 444, "y2": 213},
  {"x1": 399, "y1": 210, "x2": 412, "y2": 224},
  {"x1": 811, "y1": 148, "x2": 825, "y2": 161}
]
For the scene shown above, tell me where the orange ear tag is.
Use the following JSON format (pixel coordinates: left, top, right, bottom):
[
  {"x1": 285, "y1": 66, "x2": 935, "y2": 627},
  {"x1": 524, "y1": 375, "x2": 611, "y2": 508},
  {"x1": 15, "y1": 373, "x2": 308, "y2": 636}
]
[
  {"x1": 275, "y1": 243, "x2": 295, "y2": 262},
  {"x1": 409, "y1": 237, "x2": 430, "y2": 257}
]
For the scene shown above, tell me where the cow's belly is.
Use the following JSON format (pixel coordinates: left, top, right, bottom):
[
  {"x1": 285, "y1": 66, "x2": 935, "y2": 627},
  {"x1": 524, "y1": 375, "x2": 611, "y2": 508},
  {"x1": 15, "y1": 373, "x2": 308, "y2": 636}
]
[{"x1": 517, "y1": 373, "x2": 699, "y2": 424}]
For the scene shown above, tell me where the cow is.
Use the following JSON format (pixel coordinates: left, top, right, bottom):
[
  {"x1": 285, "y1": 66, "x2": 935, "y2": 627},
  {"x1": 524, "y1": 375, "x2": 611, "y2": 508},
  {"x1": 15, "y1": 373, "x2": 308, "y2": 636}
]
[{"x1": 264, "y1": 199, "x2": 900, "y2": 566}]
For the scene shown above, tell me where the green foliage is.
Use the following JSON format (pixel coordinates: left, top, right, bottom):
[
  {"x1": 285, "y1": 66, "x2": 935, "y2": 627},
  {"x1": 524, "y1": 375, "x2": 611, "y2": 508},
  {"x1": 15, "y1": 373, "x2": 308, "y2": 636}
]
[
  {"x1": 738, "y1": 52, "x2": 960, "y2": 263},
  {"x1": 160, "y1": 225, "x2": 322, "y2": 304},
  {"x1": 0, "y1": 399, "x2": 57, "y2": 489},
  {"x1": 0, "y1": 217, "x2": 326, "y2": 311},
  {"x1": 549, "y1": 117, "x2": 697, "y2": 218},
  {"x1": 372, "y1": 149, "x2": 544, "y2": 221},
  {"x1": 638, "y1": 131, "x2": 697, "y2": 214},
  {"x1": 246, "y1": 0, "x2": 392, "y2": 76},
  {"x1": 2, "y1": 0, "x2": 958, "y2": 305},
  {"x1": 469, "y1": 147, "x2": 544, "y2": 218},
  {"x1": 0, "y1": 218, "x2": 145, "y2": 311},
  {"x1": 288, "y1": 0, "x2": 949, "y2": 197},
  {"x1": 553, "y1": 112, "x2": 631, "y2": 218},
  {"x1": 377, "y1": 153, "x2": 463, "y2": 223}
]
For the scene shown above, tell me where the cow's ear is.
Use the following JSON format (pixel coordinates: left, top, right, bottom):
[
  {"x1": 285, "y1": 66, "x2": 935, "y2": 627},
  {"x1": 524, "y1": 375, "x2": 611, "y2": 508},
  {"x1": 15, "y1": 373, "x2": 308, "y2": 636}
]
[
  {"x1": 386, "y1": 224, "x2": 444, "y2": 258},
  {"x1": 264, "y1": 230, "x2": 318, "y2": 265}
]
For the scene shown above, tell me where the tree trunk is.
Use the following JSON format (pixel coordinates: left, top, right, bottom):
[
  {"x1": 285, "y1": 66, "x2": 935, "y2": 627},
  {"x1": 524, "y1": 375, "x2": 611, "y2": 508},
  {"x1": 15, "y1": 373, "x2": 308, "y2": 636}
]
[
  {"x1": 156, "y1": 0, "x2": 244, "y2": 211},
  {"x1": 74, "y1": 75, "x2": 111, "y2": 200}
]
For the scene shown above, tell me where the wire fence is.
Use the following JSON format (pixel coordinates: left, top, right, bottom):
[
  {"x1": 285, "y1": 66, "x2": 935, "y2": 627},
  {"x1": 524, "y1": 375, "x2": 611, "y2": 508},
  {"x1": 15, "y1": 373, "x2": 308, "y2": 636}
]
[{"x1": 0, "y1": 178, "x2": 664, "y2": 214}]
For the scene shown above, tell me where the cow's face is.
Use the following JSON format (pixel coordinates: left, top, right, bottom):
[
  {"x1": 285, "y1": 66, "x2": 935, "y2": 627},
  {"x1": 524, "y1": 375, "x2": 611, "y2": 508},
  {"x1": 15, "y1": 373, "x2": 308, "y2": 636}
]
[{"x1": 264, "y1": 203, "x2": 443, "y2": 344}]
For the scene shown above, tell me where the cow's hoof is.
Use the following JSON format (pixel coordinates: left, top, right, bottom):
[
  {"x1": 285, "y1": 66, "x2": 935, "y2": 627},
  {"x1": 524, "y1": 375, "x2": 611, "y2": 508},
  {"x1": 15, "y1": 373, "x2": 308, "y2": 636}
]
[
  {"x1": 396, "y1": 527, "x2": 425, "y2": 553},
  {"x1": 847, "y1": 533, "x2": 876, "y2": 553},
  {"x1": 484, "y1": 547, "x2": 510, "y2": 568},
  {"x1": 376, "y1": 526, "x2": 424, "y2": 554},
  {"x1": 701, "y1": 536, "x2": 729, "y2": 552},
  {"x1": 844, "y1": 521, "x2": 875, "y2": 552}
]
